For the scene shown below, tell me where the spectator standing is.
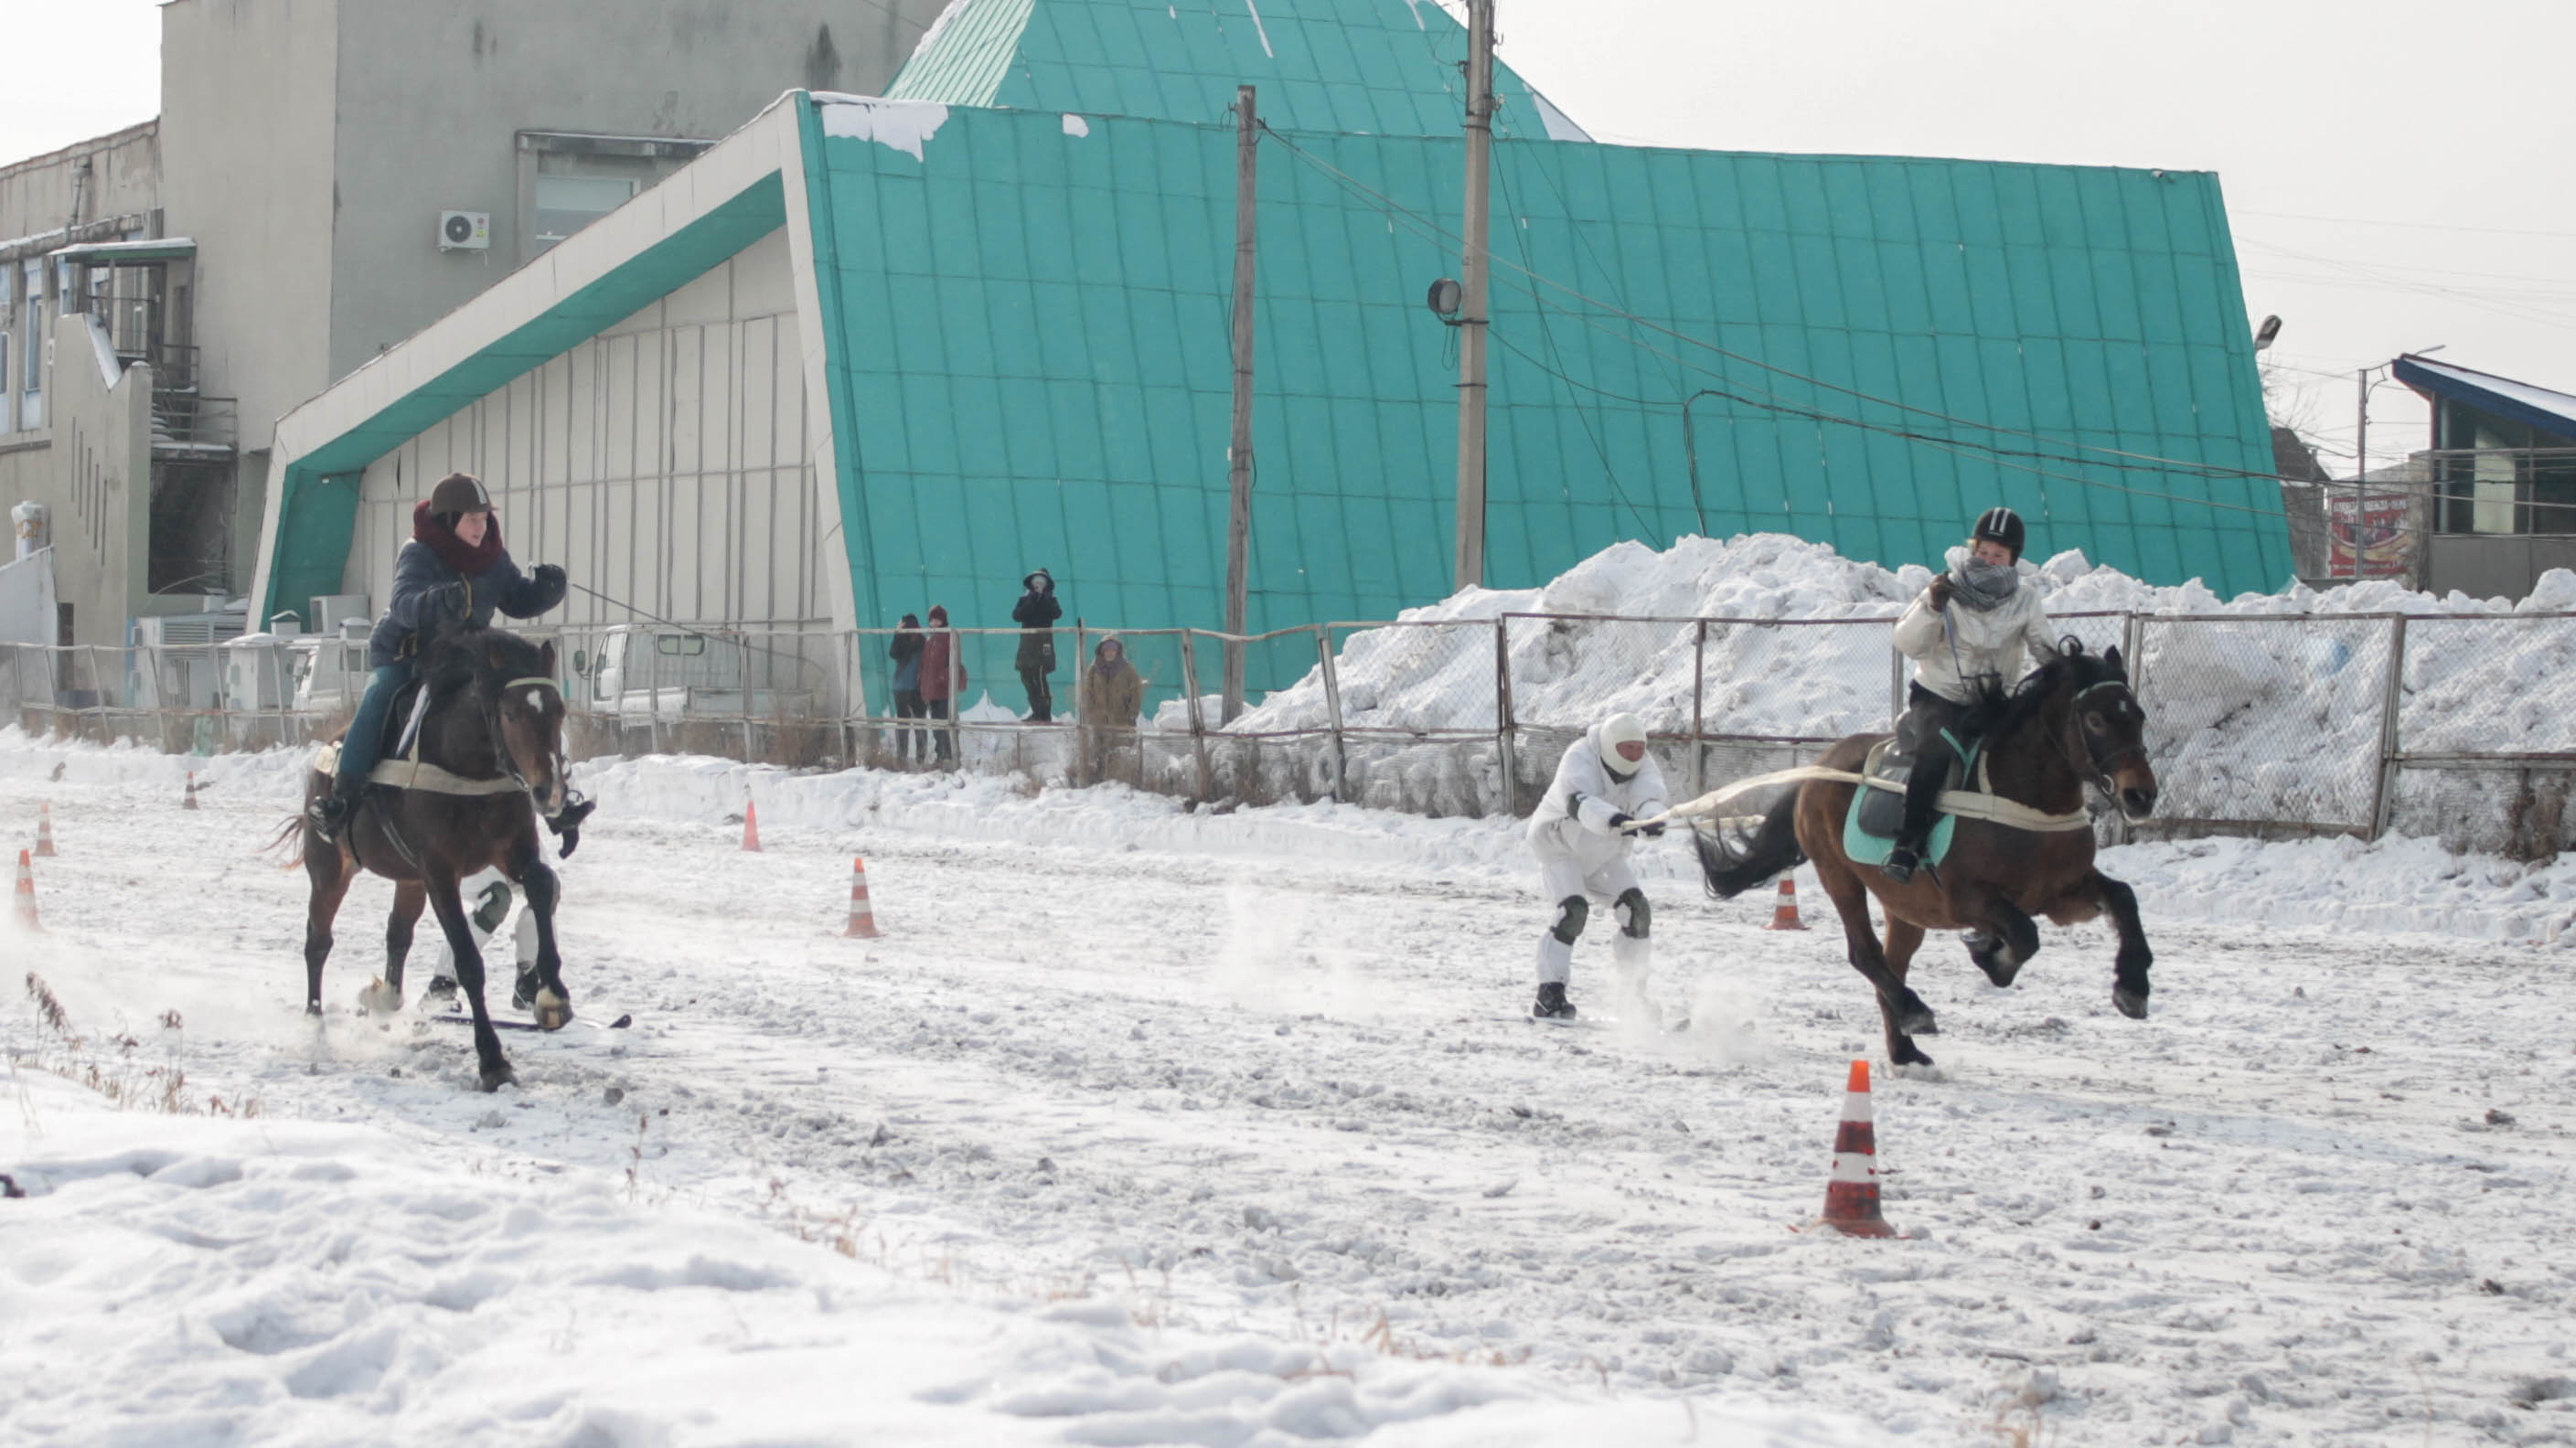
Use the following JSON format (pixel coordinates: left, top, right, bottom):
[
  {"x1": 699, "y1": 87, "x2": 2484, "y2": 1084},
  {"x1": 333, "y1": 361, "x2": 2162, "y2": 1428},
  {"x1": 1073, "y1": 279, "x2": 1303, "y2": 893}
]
[
  {"x1": 889, "y1": 612, "x2": 927, "y2": 762},
  {"x1": 919, "y1": 604, "x2": 965, "y2": 764},
  {"x1": 1012, "y1": 570, "x2": 1063, "y2": 723}
]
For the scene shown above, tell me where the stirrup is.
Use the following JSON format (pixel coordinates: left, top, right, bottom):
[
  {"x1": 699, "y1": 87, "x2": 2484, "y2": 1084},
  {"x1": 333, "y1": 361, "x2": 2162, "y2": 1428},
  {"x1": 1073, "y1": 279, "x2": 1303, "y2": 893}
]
[{"x1": 1878, "y1": 846, "x2": 1919, "y2": 884}]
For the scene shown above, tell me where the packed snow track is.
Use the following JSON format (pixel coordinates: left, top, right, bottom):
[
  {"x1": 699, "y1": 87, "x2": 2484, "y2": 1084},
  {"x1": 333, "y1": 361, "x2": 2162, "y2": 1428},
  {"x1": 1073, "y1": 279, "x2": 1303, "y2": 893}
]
[{"x1": 5, "y1": 740, "x2": 2573, "y2": 1446}]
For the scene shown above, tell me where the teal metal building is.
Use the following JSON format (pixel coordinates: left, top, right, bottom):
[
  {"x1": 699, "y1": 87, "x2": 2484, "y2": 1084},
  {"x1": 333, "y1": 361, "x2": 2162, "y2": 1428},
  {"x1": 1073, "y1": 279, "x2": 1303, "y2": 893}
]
[{"x1": 253, "y1": 0, "x2": 2289, "y2": 707}]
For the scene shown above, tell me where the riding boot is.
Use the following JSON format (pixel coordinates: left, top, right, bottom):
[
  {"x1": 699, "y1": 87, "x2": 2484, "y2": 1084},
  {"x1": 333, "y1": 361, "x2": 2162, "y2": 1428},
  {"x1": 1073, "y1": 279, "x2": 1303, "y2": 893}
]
[
  {"x1": 1533, "y1": 981, "x2": 1577, "y2": 1019},
  {"x1": 1878, "y1": 843, "x2": 1920, "y2": 884},
  {"x1": 307, "y1": 774, "x2": 363, "y2": 843}
]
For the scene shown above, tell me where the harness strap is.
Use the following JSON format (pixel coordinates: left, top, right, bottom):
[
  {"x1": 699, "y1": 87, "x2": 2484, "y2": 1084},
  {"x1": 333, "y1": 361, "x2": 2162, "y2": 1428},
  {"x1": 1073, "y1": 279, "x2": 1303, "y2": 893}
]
[{"x1": 1642, "y1": 764, "x2": 2092, "y2": 834}]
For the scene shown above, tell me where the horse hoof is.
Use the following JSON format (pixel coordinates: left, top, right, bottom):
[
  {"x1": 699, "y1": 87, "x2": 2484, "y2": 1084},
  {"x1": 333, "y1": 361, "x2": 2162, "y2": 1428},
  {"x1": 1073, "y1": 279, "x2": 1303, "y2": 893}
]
[
  {"x1": 2113, "y1": 986, "x2": 2150, "y2": 1020},
  {"x1": 1895, "y1": 1041, "x2": 1936, "y2": 1068},
  {"x1": 479, "y1": 1062, "x2": 517, "y2": 1093},
  {"x1": 305, "y1": 1002, "x2": 323, "y2": 1017},
  {"x1": 358, "y1": 979, "x2": 402, "y2": 1015},
  {"x1": 534, "y1": 990, "x2": 572, "y2": 1032}
]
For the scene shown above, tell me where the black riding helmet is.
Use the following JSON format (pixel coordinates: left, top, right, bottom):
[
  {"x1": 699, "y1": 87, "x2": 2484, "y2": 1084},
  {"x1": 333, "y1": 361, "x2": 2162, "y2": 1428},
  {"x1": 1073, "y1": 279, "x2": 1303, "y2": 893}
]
[{"x1": 1971, "y1": 506, "x2": 2026, "y2": 561}]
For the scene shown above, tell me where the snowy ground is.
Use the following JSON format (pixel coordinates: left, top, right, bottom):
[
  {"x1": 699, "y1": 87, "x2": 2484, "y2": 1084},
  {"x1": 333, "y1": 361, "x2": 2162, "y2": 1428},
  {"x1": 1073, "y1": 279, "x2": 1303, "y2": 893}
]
[{"x1": 6, "y1": 736, "x2": 2576, "y2": 1446}]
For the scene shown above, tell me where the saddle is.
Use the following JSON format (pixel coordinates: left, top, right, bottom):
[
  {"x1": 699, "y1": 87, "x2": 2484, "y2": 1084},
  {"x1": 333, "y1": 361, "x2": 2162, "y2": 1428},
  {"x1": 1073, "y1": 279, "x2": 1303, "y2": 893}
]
[
  {"x1": 313, "y1": 677, "x2": 519, "y2": 796},
  {"x1": 1842, "y1": 725, "x2": 1983, "y2": 868}
]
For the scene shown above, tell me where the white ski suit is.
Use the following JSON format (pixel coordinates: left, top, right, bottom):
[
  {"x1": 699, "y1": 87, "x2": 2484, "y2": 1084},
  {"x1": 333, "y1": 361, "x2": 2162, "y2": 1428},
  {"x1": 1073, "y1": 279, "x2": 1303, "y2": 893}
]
[{"x1": 1527, "y1": 722, "x2": 1668, "y2": 986}]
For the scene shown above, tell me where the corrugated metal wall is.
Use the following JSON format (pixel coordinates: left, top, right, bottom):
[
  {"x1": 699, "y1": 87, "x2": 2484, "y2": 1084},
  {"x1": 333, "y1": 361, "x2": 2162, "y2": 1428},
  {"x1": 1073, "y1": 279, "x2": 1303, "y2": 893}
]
[{"x1": 348, "y1": 230, "x2": 827, "y2": 630}]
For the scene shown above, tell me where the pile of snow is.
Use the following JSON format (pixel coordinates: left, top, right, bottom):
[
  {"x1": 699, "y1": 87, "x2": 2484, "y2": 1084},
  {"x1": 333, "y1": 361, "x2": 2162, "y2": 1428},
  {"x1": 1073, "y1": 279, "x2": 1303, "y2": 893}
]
[
  {"x1": 0, "y1": 1068, "x2": 1869, "y2": 1444},
  {"x1": 1217, "y1": 535, "x2": 2576, "y2": 840}
]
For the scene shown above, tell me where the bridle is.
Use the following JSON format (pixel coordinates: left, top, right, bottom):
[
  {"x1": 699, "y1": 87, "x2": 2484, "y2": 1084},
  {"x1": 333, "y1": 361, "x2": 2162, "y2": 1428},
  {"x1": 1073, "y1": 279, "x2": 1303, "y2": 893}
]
[
  {"x1": 2056, "y1": 677, "x2": 2149, "y2": 797},
  {"x1": 484, "y1": 674, "x2": 570, "y2": 809}
]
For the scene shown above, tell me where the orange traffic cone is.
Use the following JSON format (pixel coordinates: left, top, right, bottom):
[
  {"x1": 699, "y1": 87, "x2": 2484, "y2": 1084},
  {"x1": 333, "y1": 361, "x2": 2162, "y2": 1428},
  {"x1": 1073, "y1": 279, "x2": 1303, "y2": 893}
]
[
  {"x1": 12, "y1": 848, "x2": 38, "y2": 932},
  {"x1": 1819, "y1": 1059, "x2": 1896, "y2": 1238},
  {"x1": 33, "y1": 803, "x2": 57, "y2": 857},
  {"x1": 842, "y1": 857, "x2": 882, "y2": 938},
  {"x1": 1764, "y1": 877, "x2": 1807, "y2": 931},
  {"x1": 741, "y1": 800, "x2": 763, "y2": 852},
  {"x1": 183, "y1": 772, "x2": 201, "y2": 810}
]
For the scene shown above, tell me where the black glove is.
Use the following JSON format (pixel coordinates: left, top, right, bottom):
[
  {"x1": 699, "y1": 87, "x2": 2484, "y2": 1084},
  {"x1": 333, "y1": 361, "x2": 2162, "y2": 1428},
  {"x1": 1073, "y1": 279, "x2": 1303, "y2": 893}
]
[
  {"x1": 1928, "y1": 575, "x2": 1954, "y2": 610},
  {"x1": 433, "y1": 580, "x2": 471, "y2": 623},
  {"x1": 1606, "y1": 812, "x2": 1635, "y2": 833},
  {"x1": 1639, "y1": 820, "x2": 1667, "y2": 838},
  {"x1": 534, "y1": 563, "x2": 565, "y2": 590}
]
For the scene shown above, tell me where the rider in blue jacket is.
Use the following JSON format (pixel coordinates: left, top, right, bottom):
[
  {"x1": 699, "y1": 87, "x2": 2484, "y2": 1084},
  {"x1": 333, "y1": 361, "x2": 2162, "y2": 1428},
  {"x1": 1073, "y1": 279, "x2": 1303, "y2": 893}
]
[{"x1": 308, "y1": 472, "x2": 568, "y2": 840}]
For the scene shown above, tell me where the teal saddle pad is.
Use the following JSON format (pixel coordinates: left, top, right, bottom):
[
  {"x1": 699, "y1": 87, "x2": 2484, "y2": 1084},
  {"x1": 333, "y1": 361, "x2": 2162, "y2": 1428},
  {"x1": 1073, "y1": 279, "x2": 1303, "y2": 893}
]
[{"x1": 1842, "y1": 730, "x2": 1977, "y2": 868}]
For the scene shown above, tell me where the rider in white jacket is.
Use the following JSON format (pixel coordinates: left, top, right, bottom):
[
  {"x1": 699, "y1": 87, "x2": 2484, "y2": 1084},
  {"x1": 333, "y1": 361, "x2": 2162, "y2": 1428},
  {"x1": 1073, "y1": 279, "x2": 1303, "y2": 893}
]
[
  {"x1": 1882, "y1": 506, "x2": 2056, "y2": 882},
  {"x1": 1526, "y1": 713, "x2": 1667, "y2": 1019}
]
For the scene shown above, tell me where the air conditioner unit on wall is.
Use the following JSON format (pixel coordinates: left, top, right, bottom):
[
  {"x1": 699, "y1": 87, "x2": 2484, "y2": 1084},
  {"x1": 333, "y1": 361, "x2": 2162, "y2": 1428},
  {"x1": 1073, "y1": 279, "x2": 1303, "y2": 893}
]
[{"x1": 438, "y1": 210, "x2": 491, "y2": 250}]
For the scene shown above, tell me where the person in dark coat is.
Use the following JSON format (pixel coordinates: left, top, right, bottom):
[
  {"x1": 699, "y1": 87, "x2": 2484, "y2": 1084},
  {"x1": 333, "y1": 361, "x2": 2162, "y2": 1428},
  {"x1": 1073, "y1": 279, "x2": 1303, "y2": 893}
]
[
  {"x1": 1078, "y1": 634, "x2": 1145, "y2": 783},
  {"x1": 307, "y1": 472, "x2": 567, "y2": 839},
  {"x1": 889, "y1": 612, "x2": 927, "y2": 763},
  {"x1": 1011, "y1": 569, "x2": 1062, "y2": 722},
  {"x1": 919, "y1": 604, "x2": 964, "y2": 764}
]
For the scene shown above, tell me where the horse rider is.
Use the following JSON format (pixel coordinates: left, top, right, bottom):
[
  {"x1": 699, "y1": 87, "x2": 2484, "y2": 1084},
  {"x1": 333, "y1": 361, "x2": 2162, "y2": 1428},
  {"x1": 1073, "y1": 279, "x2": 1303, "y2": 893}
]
[
  {"x1": 307, "y1": 472, "x2": 572, "y2": 842},
  {"x1": 1526, "y1": 712, "x2": 1667, "y2": 1020},
  {"x1": 1881, "y1": 506, "x2": 2056, "y2": 883}
]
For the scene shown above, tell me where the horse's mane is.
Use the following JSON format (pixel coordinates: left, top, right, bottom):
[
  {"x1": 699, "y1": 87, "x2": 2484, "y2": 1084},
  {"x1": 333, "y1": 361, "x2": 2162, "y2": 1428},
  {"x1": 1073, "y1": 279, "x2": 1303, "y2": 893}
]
[
  {"x1": 1958, "y1": 636, "x2": 2124, "y2": 742},
  {"x1": 421, "y1": 627, "x2": 549, "y2": 697}
]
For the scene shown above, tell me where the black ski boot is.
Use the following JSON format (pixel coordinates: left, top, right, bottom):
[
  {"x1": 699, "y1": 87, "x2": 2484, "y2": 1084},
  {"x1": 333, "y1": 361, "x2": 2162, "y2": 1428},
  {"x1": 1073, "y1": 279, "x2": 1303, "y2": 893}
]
[{"x1": 1533, "y1": 981, "x2": 1577, "y2": 1019}]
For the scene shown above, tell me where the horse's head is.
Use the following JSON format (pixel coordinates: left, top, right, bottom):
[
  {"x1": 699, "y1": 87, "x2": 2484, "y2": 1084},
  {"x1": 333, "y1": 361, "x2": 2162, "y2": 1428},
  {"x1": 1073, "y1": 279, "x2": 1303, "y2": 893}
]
[
  {"x1": 433, "y1": 630, "x2": 571, "y2": 816},
  {"x1": 2066, "y1": 643, "x2": 2157, "y2": 820}
]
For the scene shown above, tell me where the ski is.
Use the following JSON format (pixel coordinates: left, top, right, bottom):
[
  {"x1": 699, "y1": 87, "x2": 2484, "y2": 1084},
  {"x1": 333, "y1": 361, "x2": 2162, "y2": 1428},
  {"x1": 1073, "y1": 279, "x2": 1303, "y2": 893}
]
[{"x1": 433, "y1": 1010, "x2": 633, "y2": 1033}]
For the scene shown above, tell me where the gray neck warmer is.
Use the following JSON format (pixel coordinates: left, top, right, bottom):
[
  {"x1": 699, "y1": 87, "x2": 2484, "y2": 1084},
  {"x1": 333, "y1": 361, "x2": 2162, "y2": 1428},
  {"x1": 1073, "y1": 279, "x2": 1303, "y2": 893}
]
[{"x1": 1950, "y1": 559, "x2": 2020, "y2": 612}]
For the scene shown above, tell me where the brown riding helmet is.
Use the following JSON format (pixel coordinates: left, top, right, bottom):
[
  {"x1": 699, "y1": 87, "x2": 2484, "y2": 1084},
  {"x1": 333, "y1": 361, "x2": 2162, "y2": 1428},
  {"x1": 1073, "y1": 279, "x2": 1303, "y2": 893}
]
[{"x1": 429, "y1": 473, "x2": 493, "y2": 517}]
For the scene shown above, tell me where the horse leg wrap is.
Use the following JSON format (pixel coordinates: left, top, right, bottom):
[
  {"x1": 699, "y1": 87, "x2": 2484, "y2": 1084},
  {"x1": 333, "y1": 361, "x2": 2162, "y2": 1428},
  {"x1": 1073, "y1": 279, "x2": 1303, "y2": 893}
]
[
  {"x1": 1613, "y1": 887, "x2": 1651, "y2": 940},
  {"x1": 1550, "y1": 895, "x2": 1589, "y2": 944}
]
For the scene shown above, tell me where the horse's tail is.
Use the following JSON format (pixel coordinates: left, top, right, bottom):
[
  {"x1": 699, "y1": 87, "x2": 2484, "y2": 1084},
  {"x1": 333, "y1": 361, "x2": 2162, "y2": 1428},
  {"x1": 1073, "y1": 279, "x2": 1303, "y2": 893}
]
[
  {"x1": 263, "y1": 814, "x2": 306, "y2": 869},
  {"x1": 1693, "y1": 787, "x2": 1807, "y2": 899}
]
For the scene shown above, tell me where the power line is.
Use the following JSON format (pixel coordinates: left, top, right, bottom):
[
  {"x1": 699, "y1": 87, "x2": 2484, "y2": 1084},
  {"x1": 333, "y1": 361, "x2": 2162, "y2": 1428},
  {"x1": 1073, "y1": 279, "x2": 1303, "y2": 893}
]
[{"x1": 2239, "y1": 208, "x2": 2576, "y2": 241}]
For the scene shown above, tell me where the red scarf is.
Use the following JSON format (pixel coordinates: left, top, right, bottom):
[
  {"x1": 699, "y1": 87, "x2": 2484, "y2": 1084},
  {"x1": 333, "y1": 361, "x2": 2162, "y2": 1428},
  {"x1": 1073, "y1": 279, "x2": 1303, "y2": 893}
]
[{"x1": 412, "y1": 500, "x2": 505, "y2": 573}]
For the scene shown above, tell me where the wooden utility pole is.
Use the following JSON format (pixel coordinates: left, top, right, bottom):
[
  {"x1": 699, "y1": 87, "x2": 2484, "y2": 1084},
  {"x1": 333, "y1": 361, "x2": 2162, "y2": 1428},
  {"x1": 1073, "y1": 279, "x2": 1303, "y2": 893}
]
[
  {"x1": 1452, "y1": 0, "x2": 1495, "y2": 592},
  {"x1": 1224, "y1": 85, "x2": 1259, "y2": 723}
]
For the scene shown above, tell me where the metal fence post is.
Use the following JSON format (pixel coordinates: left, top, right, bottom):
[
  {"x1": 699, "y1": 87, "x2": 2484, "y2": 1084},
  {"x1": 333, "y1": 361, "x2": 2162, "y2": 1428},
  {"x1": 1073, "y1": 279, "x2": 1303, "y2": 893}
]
[
  {"x1": 1315, "y1": 624, "x2": 1348, "y2": 803},
  {"x1": 1493, "y1": 617, "x2": 1519, "y2": 816},
  {"x1": 1179, "y1": 631, "x2": 1214, "y2": 801},
  {"x1": 2371, "y1": 613, "x2": 2409, "y2": 839},
  {"x1": 1072, "y1": 621, "x2": 1090, "y2": 788},
  {"x1": 1692, "y1": 618, "x2": 1708, "y2": 798},
  {"x1": 1887, "y1": 630, "x2": 1904, "y2": 732}
]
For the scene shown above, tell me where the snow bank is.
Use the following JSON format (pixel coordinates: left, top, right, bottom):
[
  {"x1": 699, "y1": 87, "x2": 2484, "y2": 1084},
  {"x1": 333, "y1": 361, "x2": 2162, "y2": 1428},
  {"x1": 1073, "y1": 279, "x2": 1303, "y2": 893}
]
[
  {"x1": 1220, "y1": 535, "x2": 2576, "y2": 840},
  {"x1": 0, "y1": 1066, "x2": 1876, "y2": 1445}
]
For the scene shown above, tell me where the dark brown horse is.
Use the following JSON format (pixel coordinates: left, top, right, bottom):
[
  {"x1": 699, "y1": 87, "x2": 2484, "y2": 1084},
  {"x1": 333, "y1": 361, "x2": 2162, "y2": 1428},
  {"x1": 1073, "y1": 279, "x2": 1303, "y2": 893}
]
[
  {"x1": 1693, "y1": 641, "x2": 2160, "y2": 1066},
  {"x1": 289, "y1": 629, "x2": 574, "y2": 1091}
]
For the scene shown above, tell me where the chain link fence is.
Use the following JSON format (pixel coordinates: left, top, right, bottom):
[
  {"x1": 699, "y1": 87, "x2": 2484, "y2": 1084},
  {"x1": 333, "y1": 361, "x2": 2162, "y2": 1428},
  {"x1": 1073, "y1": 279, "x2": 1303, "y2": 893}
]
[{"x1": 13, "y1": 608, "x2": 2576, "y2": 857}]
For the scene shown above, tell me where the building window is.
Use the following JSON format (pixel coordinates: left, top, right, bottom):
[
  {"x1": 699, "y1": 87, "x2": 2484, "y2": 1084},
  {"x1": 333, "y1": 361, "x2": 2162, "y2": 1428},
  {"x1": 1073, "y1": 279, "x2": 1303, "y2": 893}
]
[
  {"x1": 530, "y1": 173, "x2": 638, "y2": 254},
  {"x1": 19, "y1": 260, "x2": 42, "y2": 431}
]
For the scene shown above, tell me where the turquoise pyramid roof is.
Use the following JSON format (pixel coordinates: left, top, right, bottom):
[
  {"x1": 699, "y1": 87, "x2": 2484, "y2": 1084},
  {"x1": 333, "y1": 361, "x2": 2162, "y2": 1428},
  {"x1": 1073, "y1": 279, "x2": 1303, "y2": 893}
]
[{"x1": 885, "y1": 0, "x2": 1588, "y2": 140}]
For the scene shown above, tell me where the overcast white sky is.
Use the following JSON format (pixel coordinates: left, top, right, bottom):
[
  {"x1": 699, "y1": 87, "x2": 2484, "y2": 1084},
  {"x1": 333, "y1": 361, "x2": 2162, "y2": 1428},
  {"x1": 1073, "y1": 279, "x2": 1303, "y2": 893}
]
[{"x1": 12, "y1": 0, "x2": 2571, "y2": 468}]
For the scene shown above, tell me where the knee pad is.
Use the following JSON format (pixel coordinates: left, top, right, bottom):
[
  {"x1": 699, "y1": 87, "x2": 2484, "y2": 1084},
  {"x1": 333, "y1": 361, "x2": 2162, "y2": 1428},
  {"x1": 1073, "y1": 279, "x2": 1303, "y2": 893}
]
[
  {"x1": 1614, "y1": 887, "x2": 1651, "y2": 940},
  {"x1": 1549, "y1": 895, "x2": 1589, "y2": 944}
]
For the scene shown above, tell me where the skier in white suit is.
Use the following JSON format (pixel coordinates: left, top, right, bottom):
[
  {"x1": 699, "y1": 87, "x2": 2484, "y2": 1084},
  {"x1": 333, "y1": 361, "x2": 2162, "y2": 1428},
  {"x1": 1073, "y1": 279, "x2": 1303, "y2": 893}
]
[{"x1": 1526, "y1": 712, "x2": 1667, "y2": 1019}]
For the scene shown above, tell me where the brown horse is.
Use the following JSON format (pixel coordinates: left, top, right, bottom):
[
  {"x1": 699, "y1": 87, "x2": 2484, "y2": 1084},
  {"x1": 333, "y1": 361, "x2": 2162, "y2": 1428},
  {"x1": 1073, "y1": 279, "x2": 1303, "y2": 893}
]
[
  {"x1": 289, "y1": 628, "x2": 575, "y2": 1091},
  {"x1": 1692, "y1": 641, "x2": 2160, "y2": 1066}
]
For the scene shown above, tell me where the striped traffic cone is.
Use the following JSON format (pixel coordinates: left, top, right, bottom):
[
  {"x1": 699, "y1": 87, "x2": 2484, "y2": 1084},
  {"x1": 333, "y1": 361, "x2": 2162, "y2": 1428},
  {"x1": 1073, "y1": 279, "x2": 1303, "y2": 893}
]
[
  {"x1": 1819, "y1": 1059, "x2": 1896, "y2": 1238},
  {"x1": 33, "y1": 803, "x2": 57, "y2": 857},
  {"x1": 1764, "y1": 877, "x2": 1807, "y2": 931},
  {"x1": 12, "y1": 849, "x2": 37, "y2": 932},
  {"x1": 842, "y1": 857, "x2": 882, "y2": 938},
  {"x1": 183, "y1": 772, "x2": 201, "y2": 810},
  {"x1": 741, "y1": 800, "x2": 764, "y2": 853}
]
